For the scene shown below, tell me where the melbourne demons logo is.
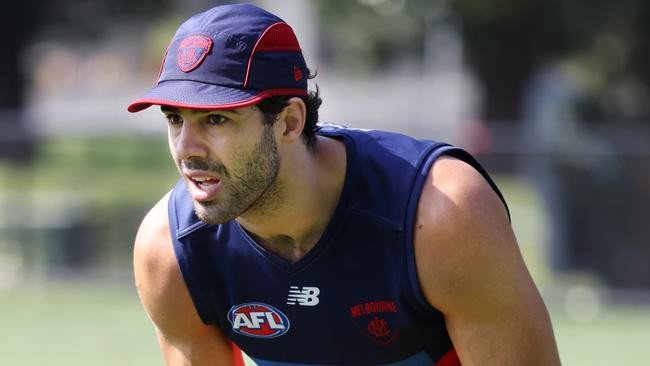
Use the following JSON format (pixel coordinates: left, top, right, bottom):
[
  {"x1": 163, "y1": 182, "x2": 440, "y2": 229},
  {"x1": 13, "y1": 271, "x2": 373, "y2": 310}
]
[
  {"x1": 177, "y1": 35, "x2": 213, "y2": 72},
  {"x1": 227, "y1": 303, "x2": 290, "y2": 338},
  {"x1": 349, "y1": 299, "x2": 399, "y2": 345}
]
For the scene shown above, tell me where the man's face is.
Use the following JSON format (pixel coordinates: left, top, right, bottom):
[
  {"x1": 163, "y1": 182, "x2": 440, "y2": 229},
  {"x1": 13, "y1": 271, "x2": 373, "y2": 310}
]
[{"x1": 163, "y1": 106, "x2": 281, "y2": 224}]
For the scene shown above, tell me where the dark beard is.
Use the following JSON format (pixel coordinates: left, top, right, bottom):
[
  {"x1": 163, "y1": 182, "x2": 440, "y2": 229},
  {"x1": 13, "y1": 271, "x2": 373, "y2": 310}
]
[{"x1": 190, "y1": 123, "x2": 281, "y2": 224}]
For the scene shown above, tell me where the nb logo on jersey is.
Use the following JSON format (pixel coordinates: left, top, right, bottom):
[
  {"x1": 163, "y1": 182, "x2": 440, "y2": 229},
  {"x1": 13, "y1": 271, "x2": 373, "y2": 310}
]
[{"x1": 286, "y1": 286, "x2": 320, "y2": 306}]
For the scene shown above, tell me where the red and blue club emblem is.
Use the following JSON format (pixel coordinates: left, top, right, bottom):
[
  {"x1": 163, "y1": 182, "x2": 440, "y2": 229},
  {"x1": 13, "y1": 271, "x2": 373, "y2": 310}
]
[
  {"x1": 349, "y1": 298, "x2": 400, "y2": 345},
  {"x1": 177, "y1": 35, "x2": 213, "y2": 72},
  {"x1": 228, "y1": 303, "x2": 290, "y2": 339}
]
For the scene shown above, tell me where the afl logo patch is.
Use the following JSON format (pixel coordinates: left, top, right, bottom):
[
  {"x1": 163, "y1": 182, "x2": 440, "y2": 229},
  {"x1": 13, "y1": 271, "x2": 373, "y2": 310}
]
[
  {"x1": 177, "y1": 35, "x2": 213, "y2": 72},
  {"x1": 227, "y1": 303, "x2": 290, "y2": 338}
]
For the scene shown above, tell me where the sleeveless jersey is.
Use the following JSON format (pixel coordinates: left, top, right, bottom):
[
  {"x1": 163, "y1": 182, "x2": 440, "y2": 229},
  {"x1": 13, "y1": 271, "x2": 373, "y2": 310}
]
[{"x1": 168, "y1": 124, "x2": 508, "y2": 365}]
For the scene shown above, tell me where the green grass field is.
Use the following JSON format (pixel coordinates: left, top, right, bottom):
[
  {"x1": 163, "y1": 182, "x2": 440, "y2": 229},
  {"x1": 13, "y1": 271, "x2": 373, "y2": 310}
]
[
  {"x1": 553, "y1": 304, "x2": 650, "y2": 365},
  {"x1": 0, "y1": 280, "x2": 163, "y2": 365}
]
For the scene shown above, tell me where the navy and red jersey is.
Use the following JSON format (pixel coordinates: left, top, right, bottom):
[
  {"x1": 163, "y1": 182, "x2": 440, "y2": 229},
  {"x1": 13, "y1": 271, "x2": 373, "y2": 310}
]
[{"x1": 168, "y1": 124, "x2": 507, "y2": 365}]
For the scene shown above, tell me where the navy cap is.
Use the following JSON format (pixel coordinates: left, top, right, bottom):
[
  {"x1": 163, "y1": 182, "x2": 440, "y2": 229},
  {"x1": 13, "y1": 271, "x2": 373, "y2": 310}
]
[{"x1": 128, "y1": 3, "x2": 308, "y2": 113}]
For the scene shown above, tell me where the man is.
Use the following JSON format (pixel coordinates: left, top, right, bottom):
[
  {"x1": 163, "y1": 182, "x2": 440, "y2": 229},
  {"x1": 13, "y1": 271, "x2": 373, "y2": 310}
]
[{"x1": 129, "y1": 3, "x2": 560, "y2": 365}]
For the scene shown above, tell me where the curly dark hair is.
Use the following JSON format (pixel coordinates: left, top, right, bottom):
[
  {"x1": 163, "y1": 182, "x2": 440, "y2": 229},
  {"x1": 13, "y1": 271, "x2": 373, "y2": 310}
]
[{"x1": 257, "y1": 71, "x2": 322, "y2": 148}]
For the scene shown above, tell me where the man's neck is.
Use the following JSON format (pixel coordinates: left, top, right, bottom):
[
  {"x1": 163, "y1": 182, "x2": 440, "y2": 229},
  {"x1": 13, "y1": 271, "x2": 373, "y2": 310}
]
[{"x1": 236, "y1": 136, "x2": 346, "y2": 263}]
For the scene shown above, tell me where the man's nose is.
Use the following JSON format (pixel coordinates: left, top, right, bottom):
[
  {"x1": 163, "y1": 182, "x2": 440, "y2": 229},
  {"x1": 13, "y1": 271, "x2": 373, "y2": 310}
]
[{"x1": 174, "y1": 123, "x2": 208, "y2": 160}]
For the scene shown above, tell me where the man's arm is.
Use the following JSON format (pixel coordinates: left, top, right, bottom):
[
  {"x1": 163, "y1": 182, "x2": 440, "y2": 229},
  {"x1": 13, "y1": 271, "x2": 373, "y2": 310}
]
[
  {"x1": 414, "y1": 156, "x2": 560, "y2": 365},
  {"x1": 133, "y1": 192, "x2": 239, "y2": 365}
]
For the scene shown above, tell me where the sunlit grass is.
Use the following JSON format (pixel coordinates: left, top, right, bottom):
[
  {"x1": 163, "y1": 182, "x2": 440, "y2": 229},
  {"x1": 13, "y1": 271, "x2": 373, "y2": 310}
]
[{"x1": 0, "y1": 280, "x2": 163, "y2": 366}]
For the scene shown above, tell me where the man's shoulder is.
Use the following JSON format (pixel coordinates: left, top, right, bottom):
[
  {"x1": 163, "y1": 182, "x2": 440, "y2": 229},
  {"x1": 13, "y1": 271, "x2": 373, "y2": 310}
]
[
  {"x1": 432, "y1": 156, "x2": 503, "y2": 209},
  {"x1": 136, "y1": 191, "x2": 172, "y2": 250},
  {"x1": 417, "y1": 156, "x2": 508, "y2": 243},
  {"x1": 414, "y1": 156, "x2": 513, "y2": 309},
  {"x1": 133, "y1": 191, "x2": 228, "y2": 354},
  {"x1": 133, "y1": 191, "x2": 176, "y2": 284},
  {"x1": 414, "y1": 157, "x2": 560, "y2": 364},
  {"x1": 133, "y1": 191, "x2": 192, "y2": 322}
]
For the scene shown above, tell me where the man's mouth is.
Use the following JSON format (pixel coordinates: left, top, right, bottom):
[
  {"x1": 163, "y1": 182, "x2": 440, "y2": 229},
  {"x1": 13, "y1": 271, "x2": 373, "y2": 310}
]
[
  {"x1": 184, "y1": 173, "x2": 222, "y2": 201},
  {"x1": 191, "y1": 176, "x2": 221, "y2": 190}
]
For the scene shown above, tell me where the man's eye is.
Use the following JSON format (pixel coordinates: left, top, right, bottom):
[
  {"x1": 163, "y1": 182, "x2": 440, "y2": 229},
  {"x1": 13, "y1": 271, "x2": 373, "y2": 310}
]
[
  {"x1": 166, "y1": 114, "x2": 183, "y2": 125},
  {"x1": 208, "y1": 114, "x2": 227, "y2": 125}
]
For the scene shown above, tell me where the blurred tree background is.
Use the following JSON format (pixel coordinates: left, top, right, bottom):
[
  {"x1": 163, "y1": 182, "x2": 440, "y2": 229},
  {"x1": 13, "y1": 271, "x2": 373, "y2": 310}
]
[
  {"x1": 0, "y1": 0, "x2": 177, "y2": 161},
  {"x1": 317, "y1": 0, "x2": 650, "y2": 122}
]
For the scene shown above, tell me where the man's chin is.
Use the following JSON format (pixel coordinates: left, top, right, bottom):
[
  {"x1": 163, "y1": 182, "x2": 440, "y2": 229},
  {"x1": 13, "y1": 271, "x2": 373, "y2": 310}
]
[{"x1": 192, "y1": 200, "x2": 234, "y2": 225}]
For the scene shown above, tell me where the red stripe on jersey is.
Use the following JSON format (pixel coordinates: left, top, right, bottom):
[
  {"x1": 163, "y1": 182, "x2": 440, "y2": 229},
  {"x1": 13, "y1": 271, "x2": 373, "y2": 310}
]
[
  {"x1": 231, "y1": 341, "x2": 245, "y2": 366},
  {"x1": 435, "y1": 347, "x2": 461, "y2": 366}
]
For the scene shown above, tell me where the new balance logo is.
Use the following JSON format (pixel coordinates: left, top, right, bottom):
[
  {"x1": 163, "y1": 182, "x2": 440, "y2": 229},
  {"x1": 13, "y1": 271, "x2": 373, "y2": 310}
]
[{"x1": 286, "y1": 286, "x2": 320, "y2": 306}]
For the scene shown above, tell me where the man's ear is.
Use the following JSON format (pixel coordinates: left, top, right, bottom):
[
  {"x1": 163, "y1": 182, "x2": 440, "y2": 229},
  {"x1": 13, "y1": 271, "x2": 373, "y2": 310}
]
[{"x1": 277, "y1": 97, "x2": 306, "y2": 144}]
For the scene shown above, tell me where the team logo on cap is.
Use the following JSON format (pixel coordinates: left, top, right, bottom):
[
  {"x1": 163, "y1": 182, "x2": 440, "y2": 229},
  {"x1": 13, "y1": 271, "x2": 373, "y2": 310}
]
[
  {"x1": 228, "y1": 302, "x2": 290, "y2": 339},
  {"x1": 177, "y1": 35, "x2": 213, "y2": 72}
]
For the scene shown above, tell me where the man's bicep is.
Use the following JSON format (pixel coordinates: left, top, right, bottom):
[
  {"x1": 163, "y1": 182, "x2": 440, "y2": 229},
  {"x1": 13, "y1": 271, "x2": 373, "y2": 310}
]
[
  {"x1": 414, "y1": 157, "x2": 560, "y2": 365},
  {"x1": 435, "y1": 222, "x2": 556, "y2": 366}
]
